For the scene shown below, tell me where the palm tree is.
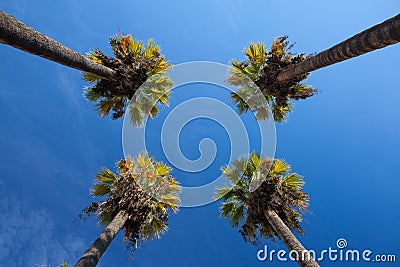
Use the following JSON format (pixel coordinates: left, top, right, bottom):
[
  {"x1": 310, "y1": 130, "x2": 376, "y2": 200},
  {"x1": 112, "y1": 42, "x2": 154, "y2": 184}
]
[
  {"x1": 215, "y1": 153, "x2": 319, "y2": 267},
  {"x1": 229, "y1": 37, "x2": 316, "y2": 122},
  {"x1": 0, "y1": 10, "x2": 172, "y2": 122},
  {"x1": 75, "y1": 153, "x2": 180, "y2": 267},
  {"x1": 230, "y1": 13, "x2": 400, "y2": 121},
  {"x1": 83, "y1": 35, "x2": 172, "y2": 121}
]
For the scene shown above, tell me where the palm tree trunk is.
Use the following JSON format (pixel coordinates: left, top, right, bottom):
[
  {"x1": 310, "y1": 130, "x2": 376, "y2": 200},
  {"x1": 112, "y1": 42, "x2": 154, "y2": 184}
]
[
  {"x1": 0, "y1": 10, "x2": 117, "y2": 81},
  {"x1": 75, "y1": 210, "x2": 128, "y2": 267},
  {"x1": 264, "y1": 209, "x2": 319, "y2": 267},
  {"x1": 277, "y1": 13, "x2": 400, "y2": 82}
]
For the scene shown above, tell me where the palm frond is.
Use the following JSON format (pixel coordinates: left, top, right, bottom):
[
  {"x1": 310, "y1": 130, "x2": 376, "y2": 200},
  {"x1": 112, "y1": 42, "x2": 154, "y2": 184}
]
[
  {"x1": 96, "y1": 99, "x2": 115, "y2": 118},
  {"x1": 230, "y1": 204, "x2": 245, "y2": 227},
  {"x1": 82, "y1": 72, "x2": 101, "y2": 82},
  {"x1": 250, "y1": 153, "x2": 261, "y2": 168},
  {"x1": 271, "y1": 160, "x2": 290, "y2": 175},
  {"x1": 220, "y1": 201, "x2": 236, "y2": 218},
  {"x1": 155, "y1": 162, "x2": 171, "y2": 176},
  {"x1": 280, "y1": 173, "x2": 304, "y2": 191},
  {"x1": 83, "y1": 87, "x2": 101, "y2": 101},
  {"x1": 221, "y1": 166, "x2": 242, "y2": 185},
  {"x1": 214, "y1": 187, "x2": 234, "y2": 200},
  {"x1": 96, "y1": 168, "x2": 118, "y2": 183},
  {"x1": 92, "y1": 183, "x2": 112, "y2": 196}
]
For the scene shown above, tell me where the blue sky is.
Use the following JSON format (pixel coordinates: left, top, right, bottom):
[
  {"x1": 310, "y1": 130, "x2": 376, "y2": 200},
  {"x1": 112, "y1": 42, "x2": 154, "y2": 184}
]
[{"x1": 1, "y1": 0, "x2": 400, "y2": 266}]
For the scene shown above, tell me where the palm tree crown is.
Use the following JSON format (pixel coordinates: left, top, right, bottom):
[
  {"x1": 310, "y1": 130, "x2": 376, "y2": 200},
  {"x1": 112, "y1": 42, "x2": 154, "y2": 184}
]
[
  {"x1": 215, "y1": 153, "x2": 309, "y2": 244},
  {"x1": 83, "y1": 35, "x2": 172, "y2": 121},
  {"x1": 81, "y1": 153, "x2": 180, "y2": 254},
  {"x1": 229, "y1": 37, "x2": 316, "y2": 122}
]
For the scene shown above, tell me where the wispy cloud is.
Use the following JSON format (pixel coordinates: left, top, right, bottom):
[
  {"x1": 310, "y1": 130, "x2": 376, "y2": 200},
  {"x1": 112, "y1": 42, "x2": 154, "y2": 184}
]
[{"x1": 0, "y1": 185, "x2": 86, "y2": 267}]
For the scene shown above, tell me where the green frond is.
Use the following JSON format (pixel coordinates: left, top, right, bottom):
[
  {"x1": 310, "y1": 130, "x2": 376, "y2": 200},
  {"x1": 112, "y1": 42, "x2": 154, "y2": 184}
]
[
  {"x1": 155, "y1": 162, "x2": 171, "y2": 176},
  {"x1": 232, "y1": 157, "x2": 248, "y2": 173},
  {"x1": 160, "y1": 195, "x2": 180, "y2": 213},
  {"x1": 92, "y1": 183, "x2": 112, "y2": 196},
  {"x1": 129, "y1": 103, "x2": 145, "y2": 127},
  {"x1": 244, "y1": 42, "x2": 266, "y2": 64},
  {"x1": 280, "y1": 173, "x2": 304, "y2": 191},
  {"x1": 140, "y1": 97, "x2": 157, "y2": 118},
  {"x1": 96, "y1": 99, "x2": 115, "y2": 117},
  {"x1": 271, "y1": 160, "x2": 290, "y2": 175},
  {"x1": 144, "y1": 39, "x2": 160, "y2": 60},
  {"x1": 128, "y1": 36, "x2": 144, "y2": 56},
  {"x1": 233, "y1": 97, "x2": 250, "y2": 114},
  {"x1": 82, "y1": 72, "x2": 100, "y2": 82},
  {"x1": 137, "y1": 153, "x2": 152, "y2": 169},
  {"x1": 230, "y1": 60, "x2": 251, "y2": 78},
  {"x1": 250, "y1": 153, "x2": 261, "y2": 168},
  {"x1": 227, "y1": 71, "x2": 250, "y2": 86},
  {"x1": 221, "y1": 166, "x2": 242, "y2": 185},
  {"x1": 214, "y1": 187, "x2": 234, "y2": 200},
  {"x1": 150, "y1": 216, "x2": 168, "y2": 239},
  {"x1": 244, "y1": 161, "x2": 256, "y2": 178},
  {"x1": 83, "y1": 87, "x2": 101, "y2": 102},
  {"x1": 148, "y1": 58, "x2": 171, "y2": 76},
  {"x1": 291, "y1": 83, "x2": 312, "y2": 93},
  {"x1": 255, "y1": 106, "x2": 269, "y2": 121},
  {"x1": 230, "y1": 204, "x2": 245, "y2": 227},
  {"x1": 289, "y1": 83, "x2": 317, "y2": 100},
  {"x1": 272, "y1": 101, "x2": 292, "y2": 122},
  {"x1": 96, "y1": 168, "x2": 118, "y2": 183},
  {"x1": 87, "y1": 53, "x2": 102, "y2": 64},
  {"x1": 150, "y1": 88, "x2": 170, "y2": 106},
  {"x1": 220, "y1": 201, "x2": 235, "y2": 218}
]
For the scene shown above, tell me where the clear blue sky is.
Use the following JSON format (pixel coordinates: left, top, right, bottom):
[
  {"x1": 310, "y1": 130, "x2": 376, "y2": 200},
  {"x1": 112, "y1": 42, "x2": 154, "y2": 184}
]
[{"x1": 1, "y1": 1, "x2": 400, "y2": 266}]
